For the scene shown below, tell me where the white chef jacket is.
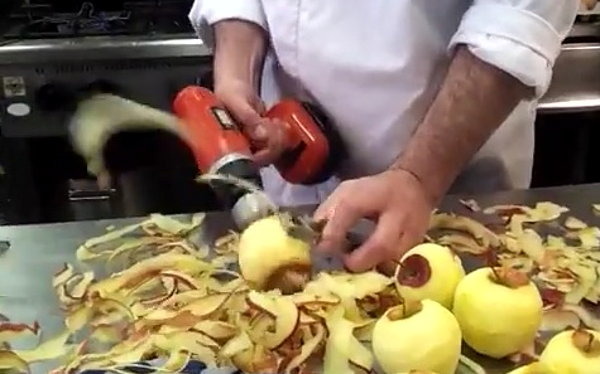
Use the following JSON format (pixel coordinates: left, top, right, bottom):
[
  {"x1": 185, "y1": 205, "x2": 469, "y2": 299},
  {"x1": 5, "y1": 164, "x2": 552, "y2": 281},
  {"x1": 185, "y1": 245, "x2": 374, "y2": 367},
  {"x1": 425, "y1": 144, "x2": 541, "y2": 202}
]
[{"x1": 189, "y1": 0, "x2": 578, "y2": 207}]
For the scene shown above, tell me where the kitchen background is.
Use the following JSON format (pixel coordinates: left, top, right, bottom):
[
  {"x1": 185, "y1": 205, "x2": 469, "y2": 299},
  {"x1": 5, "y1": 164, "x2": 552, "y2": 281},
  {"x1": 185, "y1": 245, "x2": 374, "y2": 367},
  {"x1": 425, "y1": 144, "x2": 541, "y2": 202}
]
[{"x1": 0, "y1": 0, "x2": 599, "y2": 225}]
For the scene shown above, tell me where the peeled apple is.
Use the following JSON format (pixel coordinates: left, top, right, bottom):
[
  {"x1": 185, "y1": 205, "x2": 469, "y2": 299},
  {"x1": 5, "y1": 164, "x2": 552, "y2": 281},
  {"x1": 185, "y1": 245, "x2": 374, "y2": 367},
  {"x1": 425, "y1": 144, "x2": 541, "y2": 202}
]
[
  {"x1": 452, "y1": 267, "x2": 543, "y2": 358},
  {"x1": 238, "y1": 216, "x2": 311, "y2": 294},
  {"x1": 395, "y1": 243, "x2": 465, "y2": 309},
  {"x1": 539, "y1": 329, "x2": 600, "y2": 374},
  {"x1": 372, "y1": 299, "x2": 461, "y2": 374}
]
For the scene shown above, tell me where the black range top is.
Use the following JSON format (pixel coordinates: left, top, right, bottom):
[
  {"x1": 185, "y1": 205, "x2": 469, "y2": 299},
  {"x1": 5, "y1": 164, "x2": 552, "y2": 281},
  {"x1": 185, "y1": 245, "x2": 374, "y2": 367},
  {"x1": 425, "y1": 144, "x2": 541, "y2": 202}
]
[{"x1": 1, "y1": 0, "x2": 194, "y2": 40}]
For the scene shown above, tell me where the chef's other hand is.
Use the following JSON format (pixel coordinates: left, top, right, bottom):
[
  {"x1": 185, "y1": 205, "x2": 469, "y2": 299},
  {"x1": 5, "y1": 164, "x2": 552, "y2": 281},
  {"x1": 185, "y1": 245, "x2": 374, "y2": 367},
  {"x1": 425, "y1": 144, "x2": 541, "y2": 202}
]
[
  {"x1": 314, "y1": 169, "x2": 434, "y2": 273},
  {"x1": 215, "y1": 80, "x2": 287, "y2": 166}
]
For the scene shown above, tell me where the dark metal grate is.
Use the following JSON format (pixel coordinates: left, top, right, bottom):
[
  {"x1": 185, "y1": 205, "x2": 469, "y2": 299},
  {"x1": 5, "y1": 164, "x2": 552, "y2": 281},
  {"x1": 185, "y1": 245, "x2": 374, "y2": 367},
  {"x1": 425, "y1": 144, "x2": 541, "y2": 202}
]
[{"x1": 46, "y1": 60, "x2": 175, "y2": 75}]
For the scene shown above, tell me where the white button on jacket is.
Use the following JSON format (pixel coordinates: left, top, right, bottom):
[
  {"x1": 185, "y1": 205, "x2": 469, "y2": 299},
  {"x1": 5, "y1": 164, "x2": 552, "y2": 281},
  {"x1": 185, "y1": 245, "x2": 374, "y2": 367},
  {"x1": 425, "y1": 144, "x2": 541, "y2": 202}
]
[{"x1": 189, "y1": 0, "x2": 578, "y2": 207}]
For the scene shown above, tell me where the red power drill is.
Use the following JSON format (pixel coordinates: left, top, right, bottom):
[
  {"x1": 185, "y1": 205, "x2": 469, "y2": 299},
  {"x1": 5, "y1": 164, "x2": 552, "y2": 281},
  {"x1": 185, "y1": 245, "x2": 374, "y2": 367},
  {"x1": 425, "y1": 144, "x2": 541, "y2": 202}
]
[{"x1": 173, "y1": 86, "x2": 343, "y2": 227}]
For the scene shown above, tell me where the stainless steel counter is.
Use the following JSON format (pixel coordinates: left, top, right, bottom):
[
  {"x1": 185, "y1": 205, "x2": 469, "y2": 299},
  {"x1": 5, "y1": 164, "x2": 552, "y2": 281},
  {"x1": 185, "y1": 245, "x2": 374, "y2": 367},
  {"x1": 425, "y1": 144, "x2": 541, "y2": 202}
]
[
  {"x1": 1, "y1": 183, "x2": 600, "y2": 373},
  {"x1": 538, "y1": 42, "x2": 600, "y2": 114}
]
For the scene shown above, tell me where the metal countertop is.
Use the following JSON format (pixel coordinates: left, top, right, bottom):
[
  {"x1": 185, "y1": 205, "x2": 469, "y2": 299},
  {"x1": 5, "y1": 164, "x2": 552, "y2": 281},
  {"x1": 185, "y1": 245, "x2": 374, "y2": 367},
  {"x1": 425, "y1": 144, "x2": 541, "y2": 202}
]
[{"x1": 1, "y1": 183, "x2": 600, "y2": 373}]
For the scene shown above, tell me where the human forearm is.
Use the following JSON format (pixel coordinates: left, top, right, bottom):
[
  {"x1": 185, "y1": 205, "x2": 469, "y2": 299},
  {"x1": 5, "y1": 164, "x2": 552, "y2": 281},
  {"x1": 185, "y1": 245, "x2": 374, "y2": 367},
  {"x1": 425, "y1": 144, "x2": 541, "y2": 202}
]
[
  {"x1": 393, "y1": 46, "x2": 533, "y2": 203},
  {"x1": 213, "y1": 20, "x2": 267, "y2": 90}
]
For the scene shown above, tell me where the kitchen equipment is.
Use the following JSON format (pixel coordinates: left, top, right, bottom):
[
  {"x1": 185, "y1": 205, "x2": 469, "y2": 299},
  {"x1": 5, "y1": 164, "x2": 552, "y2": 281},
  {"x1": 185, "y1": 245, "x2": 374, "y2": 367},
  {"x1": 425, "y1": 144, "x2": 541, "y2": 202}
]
[
  {"x1": 0, "y1": 0, "x2": 22, "y2": 36},
  {"x1": 173, "y1": 86, "x2": 344, "y2": 228},
  {"x1": 533, "y1": 22, "x2": 600, "y2": 188},
  {"x1": 0, "y1": 0, "x2": 214, "y2": 224},
  {"x1": 70, "y1": 87, "x2": 342, "y2": 230},
  {"x1": 174, "y1": 86, "x2": 340, "y2": 186}
]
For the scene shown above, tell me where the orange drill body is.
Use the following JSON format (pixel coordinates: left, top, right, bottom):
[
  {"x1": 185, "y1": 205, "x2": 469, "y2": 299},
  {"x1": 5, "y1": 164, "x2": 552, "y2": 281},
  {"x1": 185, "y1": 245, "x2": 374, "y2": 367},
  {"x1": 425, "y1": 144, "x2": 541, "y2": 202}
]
[
  {"x1": 173, "y1": 86, "x2": 335, "y2": 185},
  {"x1": 173, "y1": 86, "x2": 253, "y2": 174}
]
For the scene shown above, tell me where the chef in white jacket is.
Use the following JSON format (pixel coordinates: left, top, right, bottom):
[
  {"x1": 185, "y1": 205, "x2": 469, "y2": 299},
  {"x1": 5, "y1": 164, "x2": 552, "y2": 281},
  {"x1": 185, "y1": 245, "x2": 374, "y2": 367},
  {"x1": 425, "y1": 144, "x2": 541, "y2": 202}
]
[{"x1": 189, "y1": 0, "x2": 578, "y2": 272}]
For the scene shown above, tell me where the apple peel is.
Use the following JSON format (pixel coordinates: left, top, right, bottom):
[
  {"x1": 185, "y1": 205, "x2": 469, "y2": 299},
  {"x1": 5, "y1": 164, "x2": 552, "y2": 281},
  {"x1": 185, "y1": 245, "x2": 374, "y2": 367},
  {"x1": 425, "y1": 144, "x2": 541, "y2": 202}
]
[
  {"x1": 562, "y1": 303, "x2": 600, "y2": 330},
  {"x1": 565, "y1": 216, "x2": 588, "y2": 230},
  {"x1": 0, "y1": 350, "x2": 29, "y2": 373},
  {"x1": 437, "y1": 233, "x2": 488, "y2": 255},
  {"x1": 283, "y1": 324, "x2": 325, "y2": 374},
  {"x1": 13, "y1": 330, "x2": 71, "y2": 363},
  {"x1": 540, "y1": 309, "x2": 581, "y2": 332},
  {"x1": 429, "y1": 213, "x2": 501, "y2": 248},
  {"x1": 220, "y1": 331, "x2": 253, "y2": 358},
  {"x1": 246, "y1": 291, "x2": 300, "y2": 349},
  {"x1": 0, "y1": 321, "x2": 40, "y2": 343}
]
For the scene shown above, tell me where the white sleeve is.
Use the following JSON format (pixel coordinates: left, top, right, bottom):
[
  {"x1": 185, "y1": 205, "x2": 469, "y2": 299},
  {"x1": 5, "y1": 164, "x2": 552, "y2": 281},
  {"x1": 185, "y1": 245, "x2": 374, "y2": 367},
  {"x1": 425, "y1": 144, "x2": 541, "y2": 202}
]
[
  {"x1": 188, "y1": 0, "x2": 267, "y2": 46},
  {"x1": 449, "y1": 0, "x2": 578, "y2": 97}
]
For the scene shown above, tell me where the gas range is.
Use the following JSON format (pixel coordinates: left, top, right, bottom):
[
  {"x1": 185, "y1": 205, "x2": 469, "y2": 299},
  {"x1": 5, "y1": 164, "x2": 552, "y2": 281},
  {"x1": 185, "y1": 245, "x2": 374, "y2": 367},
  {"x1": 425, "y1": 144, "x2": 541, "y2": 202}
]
[
  {"x1": 0, "y1": 0, "x2": 211, "y2": 138},
  {"x1": 0, "y1": 1, "x2": 215, "y2": 225},
  {"x1": 1, "y1": 1, "x2": 194, "y2": 40}
]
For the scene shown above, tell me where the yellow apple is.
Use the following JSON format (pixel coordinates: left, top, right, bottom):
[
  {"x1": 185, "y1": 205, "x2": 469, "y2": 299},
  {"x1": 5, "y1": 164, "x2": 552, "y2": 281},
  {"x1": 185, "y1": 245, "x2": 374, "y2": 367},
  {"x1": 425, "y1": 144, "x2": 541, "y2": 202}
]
[
  {"x1": 539, "y1": 329, "x2": 600, "y2": 374},
  {"x1": 238, "y1": 216, "x2": 311, "y2": 294},
  {"x1": 372, "y1": 299, "x2": 461, "y2": 374},
  {"x1": 395, "y1": 243, "x2": 465, "y2": 309},
  {"x1": 452, "y1": 267, "x2": 543, "y2": 358}
]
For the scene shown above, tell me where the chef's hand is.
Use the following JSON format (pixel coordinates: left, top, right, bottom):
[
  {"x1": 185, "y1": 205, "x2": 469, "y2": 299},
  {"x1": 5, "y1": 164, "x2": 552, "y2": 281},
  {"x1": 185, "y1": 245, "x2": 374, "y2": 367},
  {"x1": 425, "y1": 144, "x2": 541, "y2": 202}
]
[
  {"x1": 215, "y1": 80, "x2": 287, "y2": 166},
  {"x1": 314, "y1": 169, "x2": 434, "y2": 273}
]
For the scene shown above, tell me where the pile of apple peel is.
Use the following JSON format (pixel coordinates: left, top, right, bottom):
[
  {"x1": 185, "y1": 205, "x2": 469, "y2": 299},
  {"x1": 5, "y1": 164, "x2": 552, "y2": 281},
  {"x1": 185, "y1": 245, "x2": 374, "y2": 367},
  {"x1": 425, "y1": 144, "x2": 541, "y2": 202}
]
[
  {"x1": 3, "y1": 198, "x2": 600, "y2": 374},
  {"x1": 50, "y1": 262, "x2": 397, "y2": 373},
  {"x1": 3, "y1": 214, "x2": 410, "y2": 374},
  {"x1": 432, "y1": 201, "x2": 600, "y2": 335}
]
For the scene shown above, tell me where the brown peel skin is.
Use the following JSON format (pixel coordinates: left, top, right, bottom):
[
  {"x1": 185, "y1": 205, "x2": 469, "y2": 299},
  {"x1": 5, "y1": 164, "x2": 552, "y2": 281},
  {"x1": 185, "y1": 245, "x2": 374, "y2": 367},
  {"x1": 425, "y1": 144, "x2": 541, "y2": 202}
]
[
  {"x1": 539, "y1": 288, "x2": 565, "y2": 308},
  {"x1": 386, "y1": 300, "x2": 424, "y2": 321},
  {"x1": 264, "y1": 264, "x2": 312, "y2": 295},
  {"x1": 490, "y1": 267, "x2": 530, "y2": 288},
  {"x1": 572, "y1": 329, "x2": 600, "y2": 356},
  {"x1": 396, "y1": 254, "x2": 432, "y2": 288}
]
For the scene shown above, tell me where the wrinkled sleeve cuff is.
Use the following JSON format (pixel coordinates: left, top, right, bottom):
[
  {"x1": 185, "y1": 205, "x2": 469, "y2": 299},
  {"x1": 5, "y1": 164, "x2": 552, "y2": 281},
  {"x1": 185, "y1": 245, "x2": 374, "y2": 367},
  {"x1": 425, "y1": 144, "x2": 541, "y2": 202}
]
[
  {"x1": 449, "y1": 3, "x2": 563, "y2": 97},
  {"x1": 189, "y1": 0, "x2": 267, "y2": 47}
]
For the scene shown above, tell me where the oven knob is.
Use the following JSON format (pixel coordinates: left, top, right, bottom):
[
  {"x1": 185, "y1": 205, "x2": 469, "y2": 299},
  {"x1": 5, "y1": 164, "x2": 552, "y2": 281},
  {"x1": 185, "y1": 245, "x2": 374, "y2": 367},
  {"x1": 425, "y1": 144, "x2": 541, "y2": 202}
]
[{"x1": 35, "y1": 83, "x2": 75, "y2": 111}]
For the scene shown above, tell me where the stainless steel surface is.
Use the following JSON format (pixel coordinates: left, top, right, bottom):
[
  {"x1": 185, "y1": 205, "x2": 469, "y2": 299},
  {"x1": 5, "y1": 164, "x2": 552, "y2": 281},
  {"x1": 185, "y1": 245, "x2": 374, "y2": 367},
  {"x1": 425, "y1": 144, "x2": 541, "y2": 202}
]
[
  {"x1": 0, "y1": 216, "x2": 150, "y2": 373},
  {"x1": 2, "y1": 183, "x2": 600, "y2": 373},
  {"x1": 539, "y1": 43, "x2": 600, "y2": 113},
  {"x1": 0, "y1": 35, "x2": 211, "y2": 65},
  {"x1": 568, "y1": 22, "x2": 600, "y2": 39},
  {"x1": 231, "y1": 191, "x2": 275, "y2": 230},
  {"x1": 0, "y1": 34, "x2": 212, "y2": 138}
]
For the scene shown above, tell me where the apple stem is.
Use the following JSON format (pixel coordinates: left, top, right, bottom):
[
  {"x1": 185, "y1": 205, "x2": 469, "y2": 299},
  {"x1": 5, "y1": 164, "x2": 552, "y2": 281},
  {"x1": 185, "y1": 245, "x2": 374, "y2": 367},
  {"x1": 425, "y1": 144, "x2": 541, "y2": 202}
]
[
  {"x1": 387, "y1": 300, "x2": 423, "y2": 321},
  {"x1": 572, "y1": 329, "x2": 600, "y2": 354},
  {"x1": 489, "y1": 267, "x2": 530, "y2": 288}
]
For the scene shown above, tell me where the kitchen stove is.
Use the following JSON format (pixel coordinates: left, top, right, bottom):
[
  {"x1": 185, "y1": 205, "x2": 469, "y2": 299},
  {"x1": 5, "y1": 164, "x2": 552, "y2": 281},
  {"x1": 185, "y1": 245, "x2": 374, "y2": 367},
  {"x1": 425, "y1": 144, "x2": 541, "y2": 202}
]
[
  {"x1": 1, "y1": 1, "x2": 193, "y2": 40},
  {"x1": 0, "y1": 0, "x2": 216, "y2": 225}
]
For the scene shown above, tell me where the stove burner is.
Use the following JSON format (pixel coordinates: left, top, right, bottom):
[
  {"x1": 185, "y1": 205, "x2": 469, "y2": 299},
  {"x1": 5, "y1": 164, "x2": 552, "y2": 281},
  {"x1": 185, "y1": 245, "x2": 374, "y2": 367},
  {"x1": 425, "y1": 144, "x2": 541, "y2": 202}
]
[
  {"x1": 26, "y1": 3, "x2": 132, "y2": 36},
  {"x1": 2, "y1": 1, "x2": 194, "y2": 40}
]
